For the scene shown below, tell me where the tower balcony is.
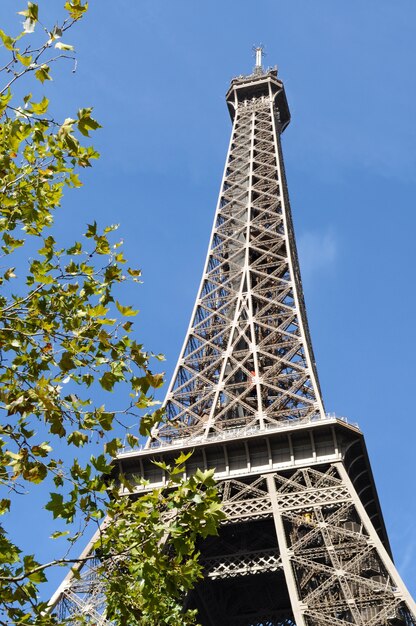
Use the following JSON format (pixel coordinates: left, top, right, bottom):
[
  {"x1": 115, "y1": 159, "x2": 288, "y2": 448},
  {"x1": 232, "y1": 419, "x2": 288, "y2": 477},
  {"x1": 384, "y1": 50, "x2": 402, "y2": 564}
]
[{"x1": 225, "y1": 68, "x2": 291, "y2": 130}]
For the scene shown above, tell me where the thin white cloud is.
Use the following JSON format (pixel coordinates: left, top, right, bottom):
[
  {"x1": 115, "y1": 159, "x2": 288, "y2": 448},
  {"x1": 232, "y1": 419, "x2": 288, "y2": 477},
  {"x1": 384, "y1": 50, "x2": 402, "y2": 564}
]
[
  {"x1": 297, "y1": 229, "x2": 337, "y2": 282},
  {"x1": 397, "y1": 526, "x2": 416, "y2": 582}
]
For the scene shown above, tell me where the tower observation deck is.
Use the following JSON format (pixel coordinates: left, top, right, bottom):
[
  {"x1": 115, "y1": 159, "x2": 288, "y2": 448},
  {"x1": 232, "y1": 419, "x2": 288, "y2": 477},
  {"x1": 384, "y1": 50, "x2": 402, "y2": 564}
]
[{"x1": 51, "y1": 53, "x2": 416, "y2": 626}]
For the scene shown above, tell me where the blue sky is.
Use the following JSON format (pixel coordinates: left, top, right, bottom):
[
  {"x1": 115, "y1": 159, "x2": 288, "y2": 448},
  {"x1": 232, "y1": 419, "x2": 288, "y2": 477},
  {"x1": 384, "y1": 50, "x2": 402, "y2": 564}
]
[{"x1": 3, "y1": 0, "x2": 416, "y2": 602}]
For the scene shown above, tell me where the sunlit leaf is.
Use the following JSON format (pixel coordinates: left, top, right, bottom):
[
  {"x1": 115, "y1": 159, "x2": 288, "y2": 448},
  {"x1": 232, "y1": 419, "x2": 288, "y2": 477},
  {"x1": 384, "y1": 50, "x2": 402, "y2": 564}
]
[
  {"x1": 55, "y1": 41, "x2": 74, "y2": 51},
  {"x1": 35, "y1": 64, "x2": 52, "y2": 83}
]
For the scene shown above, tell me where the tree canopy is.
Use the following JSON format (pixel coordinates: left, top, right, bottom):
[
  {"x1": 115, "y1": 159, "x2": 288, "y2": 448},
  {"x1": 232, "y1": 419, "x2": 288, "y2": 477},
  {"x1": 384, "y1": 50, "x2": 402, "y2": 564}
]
[{"x1": 0, "y1": 3, "x2": 223, "y2": 624}]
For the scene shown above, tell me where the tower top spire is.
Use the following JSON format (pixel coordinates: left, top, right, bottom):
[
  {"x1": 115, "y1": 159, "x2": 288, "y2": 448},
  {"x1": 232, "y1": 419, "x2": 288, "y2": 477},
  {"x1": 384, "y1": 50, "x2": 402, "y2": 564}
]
[{"x1": 253, "y1": 44, "x2": 265, "y2": 74}]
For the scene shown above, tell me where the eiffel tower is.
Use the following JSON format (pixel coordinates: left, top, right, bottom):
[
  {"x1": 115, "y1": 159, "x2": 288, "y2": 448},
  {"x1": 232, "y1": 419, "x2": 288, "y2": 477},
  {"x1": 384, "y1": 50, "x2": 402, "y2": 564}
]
[{"x1": 51, "y1": 50, "x2": 416, "y2": 625}]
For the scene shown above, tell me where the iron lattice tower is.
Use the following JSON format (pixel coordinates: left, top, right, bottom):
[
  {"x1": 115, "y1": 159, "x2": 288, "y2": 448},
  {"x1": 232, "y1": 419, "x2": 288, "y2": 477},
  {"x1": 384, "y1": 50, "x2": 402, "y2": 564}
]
[{"x1": 51, "y1": 53, "x2": 416, "y2": 625}]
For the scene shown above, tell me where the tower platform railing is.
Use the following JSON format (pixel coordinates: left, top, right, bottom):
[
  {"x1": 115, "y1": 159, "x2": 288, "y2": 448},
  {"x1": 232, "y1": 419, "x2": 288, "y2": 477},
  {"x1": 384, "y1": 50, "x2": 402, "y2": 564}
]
[{"x1": 120, "y1": 412, "x2": 360, "y2": 456}]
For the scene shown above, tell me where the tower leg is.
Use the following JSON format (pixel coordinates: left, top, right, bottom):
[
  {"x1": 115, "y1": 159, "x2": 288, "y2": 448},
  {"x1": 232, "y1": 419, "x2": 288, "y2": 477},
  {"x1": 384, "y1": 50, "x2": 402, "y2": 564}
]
[
  {"x1": 265, "y1": 464, "x2": 416, "y2": 626},
  {"x1": 189, "y1": 464, "x2": 416, "y2": 626},
  {"x1": 337, "y1": 462, "x2": 416, "y2": 619},
  {"x1": 267, "y1": 473, "x2": 307, "y2": 626}
]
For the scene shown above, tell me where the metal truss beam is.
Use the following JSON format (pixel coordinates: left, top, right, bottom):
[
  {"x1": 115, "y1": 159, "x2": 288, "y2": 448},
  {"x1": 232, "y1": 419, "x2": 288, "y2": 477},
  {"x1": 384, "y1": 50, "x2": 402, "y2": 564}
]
[{"x1": 150, "y1": 69, "x2": 324, "y2": 447}]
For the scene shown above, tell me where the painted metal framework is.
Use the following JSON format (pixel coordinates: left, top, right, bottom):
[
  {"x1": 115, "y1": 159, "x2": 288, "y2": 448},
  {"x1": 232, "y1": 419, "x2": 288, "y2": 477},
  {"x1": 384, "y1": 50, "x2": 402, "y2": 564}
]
[
  {"x1": 50, "y1": 59, "x2": 416, "y2": 625},
  {"x1": 188, "y1": 465, "x2": 416, "y2": 625},
  {"x1": 152, "y1": 67, "x2": 324, "y2": 446}
]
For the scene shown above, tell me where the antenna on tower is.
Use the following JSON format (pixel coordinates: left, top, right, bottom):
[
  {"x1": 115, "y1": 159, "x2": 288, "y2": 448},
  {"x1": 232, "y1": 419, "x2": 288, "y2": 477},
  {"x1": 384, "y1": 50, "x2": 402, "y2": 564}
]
[{"x1": 253, "y1": 44, "x2": 265, "y2": 74}]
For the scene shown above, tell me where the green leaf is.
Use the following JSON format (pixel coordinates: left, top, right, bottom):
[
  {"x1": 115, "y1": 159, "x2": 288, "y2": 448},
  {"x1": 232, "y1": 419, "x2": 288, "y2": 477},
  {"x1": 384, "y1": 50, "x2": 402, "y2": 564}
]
[
  {"x1": 146, "y1": 372, "x2": 164, "y2": 389},
  {"x1": 67, "y1": 431, "x2": 89, "y2": 447},
  {"x1": 0, "y1": 89, "x2": 12, "y2": 115},
  {"x1": 95, "y1": 235, "x2": 110, "y2": 254},
  {"x1": 69, "y1": 172, "x2": 83, "y2": 188},
  {"x1": 91, "y1": 454, "x2": 112, "y2": 473},
  {"x1": 77, "y1": 107, "x2": 101, "y2": 137},
  {"x1": 64, "y1": 0, "x2": 89, "y2": 20},
  {"x1": 104, "y1": 437, "x2": 122, "y2": 457},
  {"x1": 25, "y1": 462, "x2": 47, "y2": 484},
  {"x1": 126, "y1": 434, "x2": 139, "y2": 448},
  {"x1": 116, "y1": 301, "x2": 138, "y2": 317},
  {"x1": 59, "y1": 352, "x2": 76, "y2": 372},
  {"x1": 152, "y1": 460, "x2": 169, "y2": 472},
  {"x1": 18, "y1": 2, "x2": 39, "y2": 21},
  {"x1": 127, "y1": 267, "x2": 142, "y2": 277},
  {"x1": 4, "y1": 267, "x2": 16, "y2": 280},
  {"x1": 87, "y1": 303, "x2": 109, "y2": 317},
  {"x1": 174, "y1": 450, "x2": 193, "y2": 466},
  {"x1": 16, "y1": 52, "x2": 33, "y2": 66},
  {"x1": 31, "y1": 442, "x2": 52, "y2": 457},
  {"x1": 139, "y1": 407, "x2": 165, "y2": 437},
  {"x1": 85, "y1": 221, "x2": 97, "y2": 238},
  {"x1": 139, "y1": 412, "x2": 158, "y2": 437},
  {"x1": 0, "y1": 29, "x2": 15, "y2": 51},
  {"x1": 45, "y1": 493, "x2": 64, "y2": 518},
  {"x1": 194, "y1": 468, "x2": 215, "y2": 484},
  {"x1": 104, "y1": 223, "x2": 119, "y2": 233},
  {"x1": 0, "y1": 499, "x2": 11, "y2": 515},
  {"x1": 50, "y1": 530, "x2": 70, "y2": 539},
  {"x1": 28, "y1": 569, "x2": 47, "y2": 583},
  {"x1": 30, "y1": 96, "x2": 49, "y2": 114},
  {"x1": 2, "y1": 232, "x2": 25, "y2": 252},
  {"x1": 99, "y1": 371, "x2": 117, "y2": 391},
  {"x1": 35, "y1": 64, "x2": 52, "y2": 83},
  {"x1": 49, "y1": 414, "x2": 66, "y2": 437}
]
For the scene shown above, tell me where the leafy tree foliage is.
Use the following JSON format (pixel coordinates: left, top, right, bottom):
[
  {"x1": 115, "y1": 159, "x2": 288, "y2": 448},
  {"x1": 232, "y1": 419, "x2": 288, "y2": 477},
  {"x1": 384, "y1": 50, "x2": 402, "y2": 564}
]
[{"x1": 0, "y1": 3, "x2": 223, "y2": 624}]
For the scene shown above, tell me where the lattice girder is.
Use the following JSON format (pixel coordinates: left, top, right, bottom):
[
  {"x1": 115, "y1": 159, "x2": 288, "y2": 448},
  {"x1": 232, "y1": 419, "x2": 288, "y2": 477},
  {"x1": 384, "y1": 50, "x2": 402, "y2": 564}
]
[
  {"x1": 190, "y1": 464, "x2": 415, "y2": 626},
  {"x1": 152, "y1": 88, "x2": 324, "y2": 445},
  {"x1": 51, "y1": 555, "x2": 111, "y2": 625}
]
